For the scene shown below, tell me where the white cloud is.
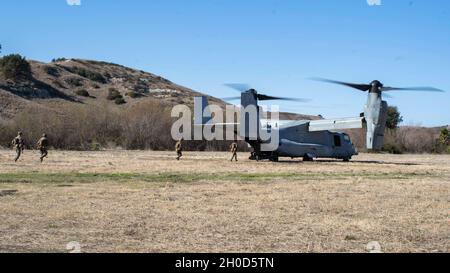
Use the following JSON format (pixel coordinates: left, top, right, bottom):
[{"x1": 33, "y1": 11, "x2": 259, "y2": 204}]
[
  {"x1": 66, "y1": 0, "x2": 81, "y2": 6},
  {"x1": 367, "y1": 0, "x2": 382, "y2": 6}
]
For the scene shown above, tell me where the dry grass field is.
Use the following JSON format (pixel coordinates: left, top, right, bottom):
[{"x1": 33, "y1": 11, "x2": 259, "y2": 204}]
[{"x1": 0, "y1": 150, "x2": 449, "y2": 253}]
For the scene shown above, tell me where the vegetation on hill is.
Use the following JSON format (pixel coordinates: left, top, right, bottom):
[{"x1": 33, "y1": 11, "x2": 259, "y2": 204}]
[
  {"x1": 51, "y1": 57, "x2": 67, "y2": 63},
  {"x1": 65, "y1": 76, "x2": 84, "y2": 87},
  {"x1": 114, "y1": 97, "x2": 126, "y2": 105},
  {"x1": 75, "y1": 89, "x2": 90, "y2": 97},
  {"x1": 126, "y1": 91, "x2": 144, "y2": 98},
  {"x1": 0, "y1": 54, "x2": 32, "y2": 81},
  {"x1": 60, "y1": 65, "x2": 107, "y2": 84},
  {"x1": 106, "y1": 88, "x2": 126, "y2": 104},
  {"x1": 107, "y1": 88, "x2": 122, "y2": 100}
]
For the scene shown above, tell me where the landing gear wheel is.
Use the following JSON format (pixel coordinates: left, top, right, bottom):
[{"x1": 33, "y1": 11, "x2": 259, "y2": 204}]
[
  {"x1": 303, "y1": 154, "x2": 314, "y2": 162},
  {"x1": 343, "y1": 157, "x2": 351, "y2": 162}
]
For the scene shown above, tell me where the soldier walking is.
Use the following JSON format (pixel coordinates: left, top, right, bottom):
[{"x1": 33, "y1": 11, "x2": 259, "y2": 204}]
[
  {"x1": 11, "y1": 132, "x2": 25, "y2": 162},
  {"x1": 230, "y1": 142, "x2": 238, "y2": 162},
  {"x1": 175, "y1": 138, "x2": 183, "y2": 160},
  {"x1": 37, "y1": 133, "x2": 49, "y2": 163}
]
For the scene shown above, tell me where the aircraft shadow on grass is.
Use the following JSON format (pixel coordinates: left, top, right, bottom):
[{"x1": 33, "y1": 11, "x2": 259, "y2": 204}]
[{"x1": 275, "y1": 159, "x2": 420, "y2": 166}]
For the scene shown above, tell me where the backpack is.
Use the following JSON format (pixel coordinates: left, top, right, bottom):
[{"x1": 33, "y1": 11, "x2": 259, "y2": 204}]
[
  {"x1": 41, "y1": 138, "x2": 49, "y2": 147},
  {"x1": 12, "y1": 137, "x2": 19, "y2": 146}
]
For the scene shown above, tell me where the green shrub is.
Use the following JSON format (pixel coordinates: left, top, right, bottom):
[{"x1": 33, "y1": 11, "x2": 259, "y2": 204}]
[
  {"x1": 64, "y1": 66, "x2": 107, "y2": 84},
  {"x1": 75, "y1": 89, "x2": 90, "y2": 97},
  {"x1": 0, "y1": 54, "x2": 32, "y2": 80},
  {"x1": 65, "y1": 77, "x2": 84, "y2": 87},
  {"x1": 382, "y1": 143, "x2": 403, "y2": 154},
  {"x1": 107, "y1": 88, "x2": 121, "y2": 100},
  {"x1": 133, "y1": 83, "x2": 149, "y2": 93},
  {"x1": 115, "y1": 97, "x2": 126, "y2": 105},
  {"x1": 90, "y1": 141, "x2": 101, "y2": 151},
  {"x1": 44, "y1": 66, "x2": 59, "y2": 77},
  {"x1": 51, "y1": 58, "x2": 67, "y2": 63},
  {"x1": 126, "y1": 91, "x2": 143, "y2": 98}
]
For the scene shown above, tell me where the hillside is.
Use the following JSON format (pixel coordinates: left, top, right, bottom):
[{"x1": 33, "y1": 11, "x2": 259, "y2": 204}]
[
  {"x1": 0, "y1": 58, "x2": 319, "y2": 121},
  {"x1": 0, "y1": 58, "x2": 225, "y2": 119}
]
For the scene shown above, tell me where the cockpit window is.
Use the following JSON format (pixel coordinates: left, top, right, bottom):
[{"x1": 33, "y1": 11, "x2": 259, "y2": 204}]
[{"x1": 344, "y1": 135, "x2": 351, "y2": 142}]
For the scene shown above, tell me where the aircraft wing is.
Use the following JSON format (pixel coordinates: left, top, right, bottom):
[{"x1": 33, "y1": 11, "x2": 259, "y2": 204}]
[{"x1": 308, "y1": 117, "x2": 364, "y2": 132}]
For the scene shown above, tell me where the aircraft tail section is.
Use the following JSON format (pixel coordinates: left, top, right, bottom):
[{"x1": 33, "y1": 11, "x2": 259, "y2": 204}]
[{"x1": 240, "y1": 91, "x2": 261, "y2": 141}]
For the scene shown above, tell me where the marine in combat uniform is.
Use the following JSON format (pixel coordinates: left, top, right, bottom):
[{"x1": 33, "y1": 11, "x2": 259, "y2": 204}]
[
  {"x1": 11, "y1": 132, "x2": 25, "y2": 162},
  {"x1": 175, "y1": 138, "x2": 183, "y2": 160},
  {"x1": 37, "y1": 134, "x2": 49, "y2": 163},
  {"x1": 230, "y1": 142, "x2": 238, "y2": 162}
]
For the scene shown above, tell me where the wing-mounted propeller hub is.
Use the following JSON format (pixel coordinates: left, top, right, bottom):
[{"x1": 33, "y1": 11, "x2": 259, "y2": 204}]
[
  {"x1": 370, "y1": 80, "x2": 383, "y2": 93},
  {"x1": 247, "y1": 88, "x2": 258, "y2": 100}
]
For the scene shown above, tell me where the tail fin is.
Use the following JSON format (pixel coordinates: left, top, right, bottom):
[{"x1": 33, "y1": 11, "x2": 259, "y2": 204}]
[
  {"x1": 194, "y1": 93, "x2": 262, "y2": 142},
  {"x1": 240, "y1": 90, "x2": 261, "y2": 141}
]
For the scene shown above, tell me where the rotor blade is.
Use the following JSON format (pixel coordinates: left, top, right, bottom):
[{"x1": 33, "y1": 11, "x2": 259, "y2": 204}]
[
  {"x1": 309, "y1": 77, "x2": 371, "y2": 92},
  {"x1": 224, "y1": 94, "x2": 310, "y2": 102},
  {"x1": 381, "y1": 86, "x2": 445, "y2": 92},
  {"x1": 257, "y1": 94, "x2": 311, "y2": 102},
  {"x1": 224, "y1": 83, "x2": 252, "y2": 92},
  {"x1": 221, "y1": 96, "x2": 242, "y2": 101}
]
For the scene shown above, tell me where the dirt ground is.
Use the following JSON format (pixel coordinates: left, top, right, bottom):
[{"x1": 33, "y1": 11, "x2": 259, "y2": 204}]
[{"x1": 0, "y1": 150, "x2": 449, "y2": 253}]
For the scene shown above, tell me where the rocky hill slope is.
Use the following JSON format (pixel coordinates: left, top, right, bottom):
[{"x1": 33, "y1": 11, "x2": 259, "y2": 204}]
[
  {"x1": 0, "y1": 58, "x2": 319, "y2": 121},
  {"x1": 0, "y1": 58, "x2": 224, "y2": 119}
]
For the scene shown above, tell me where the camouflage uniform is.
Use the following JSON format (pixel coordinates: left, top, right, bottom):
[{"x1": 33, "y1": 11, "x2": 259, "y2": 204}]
[
  {"x1": 37, "y1": 134, "x2": 49, "y2": 163},
  {"x1": 175, "y1": 139, "x2": 183, "y2": 160},
  {"x1": 230, "y1": 142, "x2": 238, "y2": 162},
  {"x1": 11, "y1": 132, "x2": 25, "y2": 162}
]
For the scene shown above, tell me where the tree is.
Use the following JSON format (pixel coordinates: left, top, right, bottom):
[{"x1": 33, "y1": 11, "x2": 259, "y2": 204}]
[
  {"x1": 439, "y1": 128, "x2": 450, "y2": 146},
  {"x1": 386, "y1": 106, "x2": 403, "y2": 130},
  {"x1": 0, "y1": 54, "x2": 32, "y2": 80}
]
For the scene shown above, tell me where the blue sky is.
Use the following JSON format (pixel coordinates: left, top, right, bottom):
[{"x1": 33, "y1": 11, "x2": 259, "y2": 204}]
[{"x1": 1, "y1": 0, "x2": 449, "y2": 126}]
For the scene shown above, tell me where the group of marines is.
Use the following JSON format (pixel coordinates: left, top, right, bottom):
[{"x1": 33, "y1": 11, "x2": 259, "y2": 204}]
[
  {"x1": 9, "y1": 132, "x2": 239, "y2": 163},
  {"x1": 10, "y1": 132, "x2": 49, "y2": 163}
]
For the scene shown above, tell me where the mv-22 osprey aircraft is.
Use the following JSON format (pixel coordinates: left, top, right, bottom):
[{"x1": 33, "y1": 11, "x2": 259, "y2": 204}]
[{"x1": 194, "y1": 79, "x2": 443, "y2": 162}]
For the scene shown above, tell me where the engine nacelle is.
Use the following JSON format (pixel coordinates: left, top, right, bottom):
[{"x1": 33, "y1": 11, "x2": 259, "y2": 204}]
[{"x1": 364, "y1": 92, "x2": 388, "y2": 151}]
